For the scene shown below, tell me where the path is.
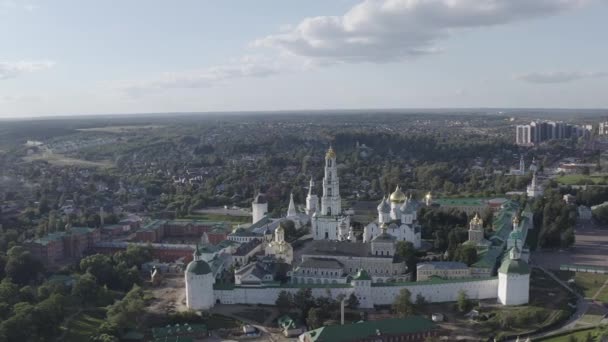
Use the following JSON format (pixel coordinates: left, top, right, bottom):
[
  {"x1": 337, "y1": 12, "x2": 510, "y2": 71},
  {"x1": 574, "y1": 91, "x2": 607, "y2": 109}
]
[
  {"x1": 592, "y1": 278, "x2": 608, "y2": 301},
  {"x1": 507, "y1": 267, "x2": 589, "y2": 342}
]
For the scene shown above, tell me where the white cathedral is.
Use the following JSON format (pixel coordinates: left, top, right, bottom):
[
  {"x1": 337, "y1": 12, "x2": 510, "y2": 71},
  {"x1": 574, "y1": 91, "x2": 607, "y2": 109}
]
[
  {"x1": 363, "y1": 186, "x2": 422, "y2": 248},
  {"x1": 309, "y1": 147, "x2": 351, "y2": 240}
]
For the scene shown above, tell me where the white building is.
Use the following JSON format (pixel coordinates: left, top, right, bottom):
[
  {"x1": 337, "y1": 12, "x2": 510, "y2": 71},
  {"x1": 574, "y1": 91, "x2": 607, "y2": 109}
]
[
  {"x1": 305, "y1": 177, "x2": 319, "y2": 216},
  {"x1": 497, "y1": 245, "x2": 530, "y2": 306},
  {"x1": 311, "y1": 147, "x2": 351, "y2": 240},
  {"x1": 185, "y1": 246, "x2": 216, "y2": 310},
  {"x1": 578, "y1": 205, "x2": 592, "y2": 221},
  {"x1": 363, "y1": 187, "x2": 422, "y2": 248},
  {"x1": 417, "y1": 262, "x2": 471, "y2": 282},
  {"x1": 509, "y1": 155, "x2": 526, "y2": 175},
  {"x1": 265, "y1": 224, "x2": 294, "y2": 264},
  {"x1": 599, "y1": 122, "x2": 608, "y2": 135},
  {"x1": 526, "y1": 173, "x2": 544, "y2": 198},
  {"x1": 252, "y1": 193, "x2": 268, "y2": 225},
  {"x1": 467, "y1": 213, "x2": 490, "y2": 247}
]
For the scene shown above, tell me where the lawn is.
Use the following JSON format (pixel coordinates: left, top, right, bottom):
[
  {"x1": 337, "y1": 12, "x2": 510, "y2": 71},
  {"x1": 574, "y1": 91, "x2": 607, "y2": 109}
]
[
  {"x1": 473, "y1": 269, "x2": 576, "y2": 340},
  {"x1": 595, "y1": 285, "x2": 608, "y2": 303},
  {"x1": 206, "y1": 314, "x2": 241, "y2": 330},
  {"x1": 232, "y1": 308, "x2": 273, "y2": 324},
  {"x1": 556, "y1": 174, "x2": 608, "y2": 185},
  {"x1": 538, "y1": 327, "x2": 597, "y2": 342},
  {"x1": 553, "y1": 271, "x2": 608, "y2": 299},
  {"x1": 61, "y1": 308, "x2": 107, "y2": 342}
]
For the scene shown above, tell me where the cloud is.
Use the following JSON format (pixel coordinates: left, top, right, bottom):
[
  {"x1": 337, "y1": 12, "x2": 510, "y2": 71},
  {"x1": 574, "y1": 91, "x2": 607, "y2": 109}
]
[
  {"x1": 0, "y1": 1, "x2": 39, "y2": 11},
  {"x1": 253, "y1": 0, "x2": 586, "y2": 63},
  {"x1": 515, "y1": 71, "x2": 608, "y2": 83},
  {"x1": 0, "y1": 61, "x2": 55, "y2": 80},
  {"x1": 117, "y1": 56, "x2": 283, "y2": 96}
]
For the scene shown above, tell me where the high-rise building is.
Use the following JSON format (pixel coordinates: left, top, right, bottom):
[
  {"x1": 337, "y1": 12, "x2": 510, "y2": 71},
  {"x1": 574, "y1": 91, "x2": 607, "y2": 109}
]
[{"x1": 515, "y1": 121, "x2": 591, "y2": 146}]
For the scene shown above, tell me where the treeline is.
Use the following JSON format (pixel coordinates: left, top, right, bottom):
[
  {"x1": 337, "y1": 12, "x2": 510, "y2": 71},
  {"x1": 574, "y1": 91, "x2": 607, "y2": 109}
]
[{"x1": 0, "y1": 245, "x2": 152, "y2": 341}]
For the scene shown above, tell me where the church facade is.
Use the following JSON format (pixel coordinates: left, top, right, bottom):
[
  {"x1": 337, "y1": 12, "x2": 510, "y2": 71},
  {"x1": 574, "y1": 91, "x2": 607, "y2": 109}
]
[
  {"x1": 363, "y1": 186, "x2": 422, "y2": 248},
  {"x1": 310, "y1": 147, "x2": 351, "y2": 240}
]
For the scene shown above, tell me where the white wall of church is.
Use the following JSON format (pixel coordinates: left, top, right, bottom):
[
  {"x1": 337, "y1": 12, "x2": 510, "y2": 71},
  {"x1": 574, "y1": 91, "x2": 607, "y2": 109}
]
[
  {"x1": 215, "y1": 287, "x2": 353, "y2": 305},
  {"x1": 312, "y1": 217, "x2": 340, "y2": 240},
  {"x1": 185, "y1": 273, "x2": 215, "y2": 310},
  {"x1": 211, "y1": 278, "x2": 499, "y2": 307},
  {"x1": 370, "y1": 278, "x2": 499, "y2": 307},
  {"x1": 498, "y1": 273, "x2": 530, "y2": 305}
]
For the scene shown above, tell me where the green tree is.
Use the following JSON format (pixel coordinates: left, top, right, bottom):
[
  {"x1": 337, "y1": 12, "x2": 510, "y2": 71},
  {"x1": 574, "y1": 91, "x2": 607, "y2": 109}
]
[
  {"x1": 275, "y1": 290, "x2": 293, "y2": 314},
  {"x1": 4, "y1": 246, "x2": 43, "y2": 285},
  {"x1": 395, "y1": 241, "x2": 417, "y2": 273},
  {"x1": 80, "y1": 254, "x2": 115, "y2": 286},
  {"x1": 306, "y1": 307, "x2": 323, "y2": 329},
  {"x1": 415, "y1": 293, "x2": 427, "y2": 308},
  {"x1": 72, "y1": 272, "x2": 100, "y2": 304},
  {"x1": 454, "y1": 244, "x2": 478, "y2": 266},
  {"x1": 347, "y1": 293, "x2": 360, "y2": 309},
  {"x1": 457, "y1": 290, "x2": 471, "y2": 313},
  {"x1": 392, "y1": 288, "x2": 414, "y2": 318},
  {"x1": 293, "y1": 288, "x2": 314, "y2": 317}
]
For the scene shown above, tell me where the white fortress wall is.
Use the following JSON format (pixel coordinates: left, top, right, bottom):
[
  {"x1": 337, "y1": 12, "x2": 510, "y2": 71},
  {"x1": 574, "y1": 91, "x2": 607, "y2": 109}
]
[
  {"x1": 371, "y1": 278, "x2": 499, "y2": 305},
  {"x1": 213, "y1": 278, "x2": 499, "y2": 306}
]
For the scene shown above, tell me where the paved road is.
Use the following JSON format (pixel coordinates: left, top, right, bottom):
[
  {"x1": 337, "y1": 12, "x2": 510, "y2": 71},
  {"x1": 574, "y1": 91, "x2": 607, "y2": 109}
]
[{"x1": 506, "y1": 267, "x2": 589, "y2": 342}]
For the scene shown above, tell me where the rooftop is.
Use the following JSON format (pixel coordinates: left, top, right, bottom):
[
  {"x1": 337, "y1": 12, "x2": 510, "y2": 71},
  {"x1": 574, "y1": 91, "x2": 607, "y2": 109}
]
[
  {"x1": 299, "y1": 258, "x2": 344, "y2": 270},
  {"x1": 303, "y1": 240, "x2": 393, "y2": 259},
  {"x1": 434, "y1": 198, "x2": 486, "y2": 207},
  {"x1": 417, "y1": 261, "x2": 468, "y2": 270}
]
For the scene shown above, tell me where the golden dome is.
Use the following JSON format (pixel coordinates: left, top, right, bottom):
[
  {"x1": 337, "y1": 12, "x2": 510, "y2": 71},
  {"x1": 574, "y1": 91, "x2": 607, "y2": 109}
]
[
  {"x1": 389, "y1": 186, "x2": 407, "y2": 203},
  {"x1": 512, "y1": 215, "x2": 520, "y2": 227},
  {"x1": 471, "y1": 213, "x2": 483, "y2": 225},
  {"x1": 325, "y1": 146, "x2": 336, "y2": 159}
]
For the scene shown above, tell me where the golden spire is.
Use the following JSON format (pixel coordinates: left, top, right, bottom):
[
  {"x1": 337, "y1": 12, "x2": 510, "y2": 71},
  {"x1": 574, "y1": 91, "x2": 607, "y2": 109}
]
[
  {"x1": 512, "y1": 215, "x2": 520, "y2": 227},
  {"x1": 325, "y1": 146, "x2": 336, "y2": 159}
]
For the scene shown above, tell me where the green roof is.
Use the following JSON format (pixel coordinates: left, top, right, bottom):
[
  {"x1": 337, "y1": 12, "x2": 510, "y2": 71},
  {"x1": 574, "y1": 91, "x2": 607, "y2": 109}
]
[
  {"x1": 498, "y1": 258, "x2": 530, "y2": 275},
  {"x1": 186, "y1": 260, "x2": 212, "y2": 275},
  {"x1": 278, "y1": 315, "x2": 299, "y2": 329},
  {"x1": 508, "y1": 230, "x2": 523, "y2": 240},
  {"x1": 435, "y1": 198, "x2": 486, "y2": 207},
  {"x1": 304, "y1": 317, "x2": 436, "y2": 342},
  {"x1": 471, "y1": 246, "x2": 503, "y2": 269},
  {"x1": 353, "y1": 269, "x2": 371, "y2": 281}
]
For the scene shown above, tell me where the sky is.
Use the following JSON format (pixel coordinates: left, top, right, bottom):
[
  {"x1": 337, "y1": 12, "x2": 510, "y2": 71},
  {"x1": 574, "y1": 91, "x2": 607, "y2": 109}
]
[{"x1": 1, "y1": 0, "x2": 607, "y2": 118}]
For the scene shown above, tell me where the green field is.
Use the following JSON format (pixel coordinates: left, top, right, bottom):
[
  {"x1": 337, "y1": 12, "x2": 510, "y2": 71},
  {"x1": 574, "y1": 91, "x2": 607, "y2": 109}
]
[
  {"x1": 556, "y1": 174, "x2": 608, "y2": 185},
  {"x1": 61, "y1": 308, "x2": 107, "y2": 342},
  {"x1": 206, "y1": 314, "x2": 241, "y2": 329},
  {"x1": 475, "y1": 269, "x2": 576, "y2": 340},
  {"x1": 537, "y1": 327, "x2": 597, "y2": 342},
  {"x1": 554, "y1": 271, "x2": 608, "y2": 299}
]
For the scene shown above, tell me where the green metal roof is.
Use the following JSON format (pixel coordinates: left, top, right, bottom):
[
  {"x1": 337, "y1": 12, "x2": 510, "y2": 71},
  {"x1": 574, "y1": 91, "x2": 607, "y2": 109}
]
[
  {"x1": 186, "y1": 260, "x2": 212, "y2": 275},
  {"x1": 509, "y1": 230, "x2": 523, "y2": 240},
  {"x1": 353, "y1": 269, "x2": 371, "y2": 281},
  {"x1": 435, "y1": 198, "x2": 485, "y2": 206},
  {"x1": 498, "y1": 258, "x2": 530, "y2": 275},
  {"x1": 304, "y1": 317, "x2": 436, "y2": 342},
  {"x1": 471, "y1": 246, "x2": 503, "y2": 269}
]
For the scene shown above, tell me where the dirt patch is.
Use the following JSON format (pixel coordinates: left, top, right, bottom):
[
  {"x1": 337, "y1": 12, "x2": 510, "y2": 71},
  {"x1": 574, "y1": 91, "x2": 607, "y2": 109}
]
[{"x1": 146, "y1": 274, "x2": 188, "y2": 316}]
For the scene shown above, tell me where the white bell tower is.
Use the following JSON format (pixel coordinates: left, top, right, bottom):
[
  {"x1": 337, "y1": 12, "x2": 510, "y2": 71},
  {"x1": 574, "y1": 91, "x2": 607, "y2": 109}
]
[{"x1": 320, "y1": 147, "x2": 341, "y2": 216}]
